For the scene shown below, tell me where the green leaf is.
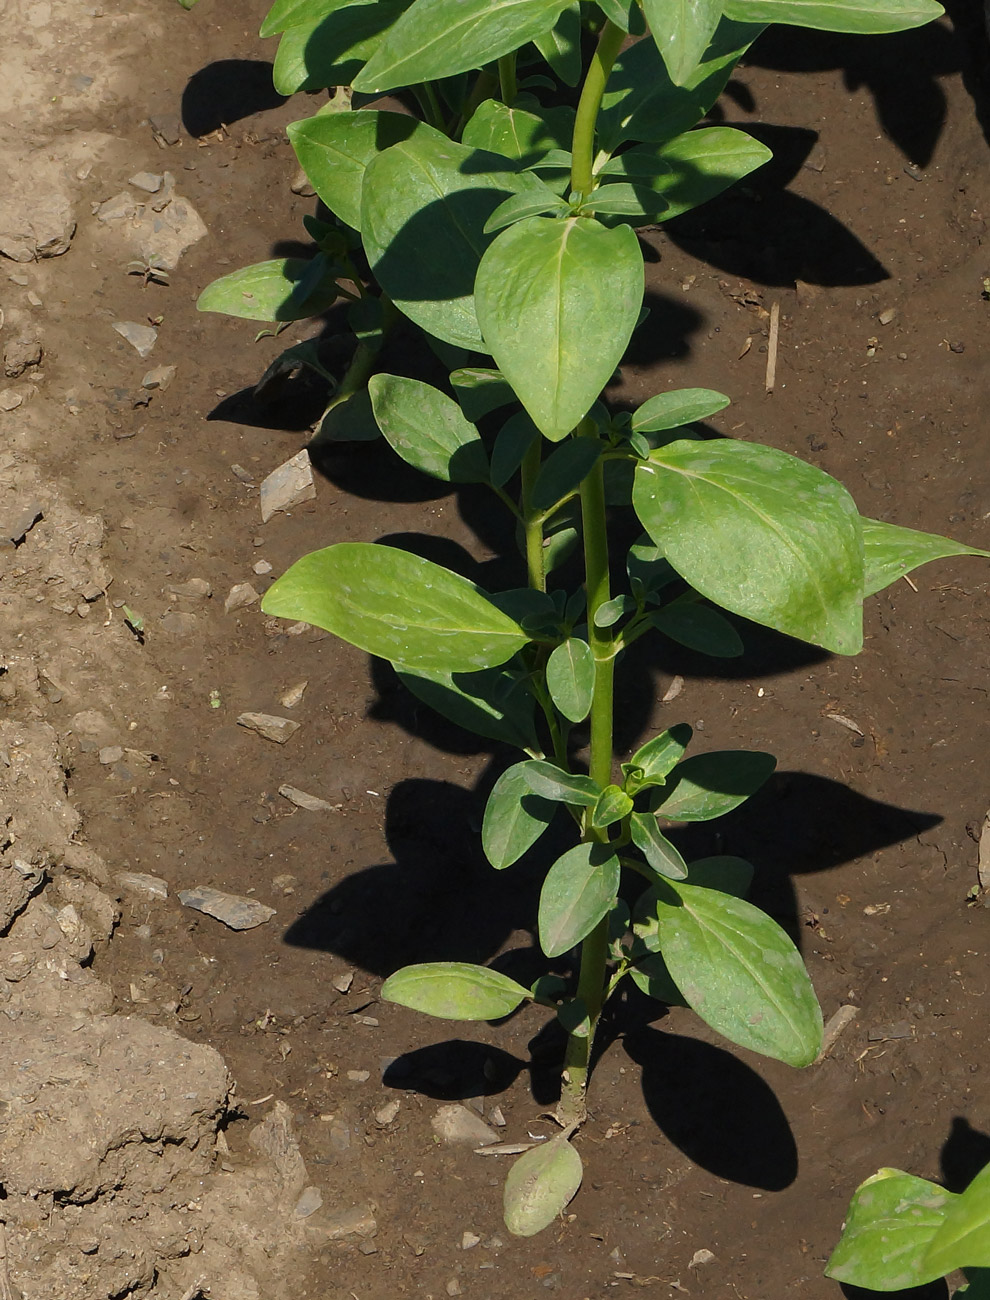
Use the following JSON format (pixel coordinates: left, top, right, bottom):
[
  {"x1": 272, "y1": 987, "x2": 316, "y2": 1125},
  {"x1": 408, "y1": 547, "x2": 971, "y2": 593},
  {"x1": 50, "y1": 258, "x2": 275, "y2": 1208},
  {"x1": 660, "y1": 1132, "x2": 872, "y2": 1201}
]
[
  {"x1": 261, "y1": 0, "x2": 348, "y2": 38},
  {"x1": 592, "y1": 784, "x2": 634, "y2": 830},
  {"x1": 462, "y1": 100, "x2": 575, "y2": 164},
  {"x1": 626, "y1": 536, "x2": 679, "y2": 596},
  {"x1": 648, "y1": 126, "x2": 773, "y2": 221},
  {"x1": 825, "y1": 1169, "x2": 953, "y2": 1290},
  {"x1": 484, "y1": 185, "x2": 571, "y2": 233},
  {"x1": 597, "y1": 0, "x2": 647, "y2": 31},
  {"x1": 521, "y1": 759, "x2": 600, "y2": 807},
  {"x1": 534, "y1": 1, "x2": 582, "y2": 85},
  {"x1": 628, "y1": 948, "x2": 685, "y2": 1003},
  {"x1": 593, "y1": 594, "x2": 636, "y2": 628},
  {"x1": 483, "y1": 762, "x2": 558, "y2": 868},
  {"x1": 355, "y1": 0, "x2": 573, "y2": 91},
  {"x1": 317, "y1": 389, "x2": 381, "y2": 442},
  {"x1": 492, "y1": 411, "x2": 539, "y2": 487},
  {"x1": 643, "y1": 0, "x2": 724, "y2": 86},
  {"x1": 546, "y1": 638, "x2": 595, "y2": 723},
  {"x1": 623, "y1": 723, "x2": 693, "y2": 793},
  {"x1": 381, "y1": 961, "x2": 531, "y2": 1019},
  {"x1": 196, "y1": 257, "x2": 339, "y2": 322},
  {"x1": 272, "y1": 0, "x2": 411, "y2": 94},
  {"x1": 362, "y1": 130, "x2": 545, "y2": 349},
  {"x1": 862, "y1": 516, "x2": 990, "y2": 597},
  {"x1": 633, "y1": 438, "x2": 865, "y2": 655},
  {"x1": 476, "y1": 217, "x2": 643, "y2": 440},
  {"x1": 631, "y1": 387, "x2": 730, "y2": 433},
  {"x1": 629, "y1": 812, "x2": 688, "y2": 879},
  {"x1": 532, "y1": 439, "x2": 602, "y2": 510},
  {"x1": 649, "y1": 600, "x2": 744, "y2": 657},
  {"x1": 722, "y1": 0, "x2": 944, "y2": 34},
  {"x1": 539, "y1": 843, "x2": 621, "y2": 957},
  {"x1": 654, "y1": 750, "x2": 775, "y2": 821},
  {"x1": 398, "y1": 665, "x2": 538, "y2": 749},
  {"x1": 581, "y1": 182, "x2": 669, "y2": 223},
  {"x1": 287, "y1": 111, "x2": 426, "y2": 231},
  {"x1": 656, "y1": 882, "x2": 823, "y2": 1065},
  {"x1": 684, "y1": 854, "x2": 754, "y2": 895},
  {"x1": 261, "y1": 543, "x2": 528, "y2": 673},
  {"x1": 598, "y1": 16, "x2": 763, "y2": 152},
  {"x1": 450, "y1": 367, "x2": 516, "y2": 421},
  {"x1": 368, "y1": 374, "x2": 489, "y2": 482},
  {"x1": 927, "y1": 1163, "x2": 990, "y2": 1276},
  {"x1": 504, "y1": 1134, "x2": 583, "y2": 1237}
]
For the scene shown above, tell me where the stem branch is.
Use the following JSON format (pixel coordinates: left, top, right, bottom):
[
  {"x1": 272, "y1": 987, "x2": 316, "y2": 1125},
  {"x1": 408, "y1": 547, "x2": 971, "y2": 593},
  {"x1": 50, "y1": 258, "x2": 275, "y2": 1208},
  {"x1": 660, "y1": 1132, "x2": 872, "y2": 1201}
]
[{"x1": 570, "y1": 20, "x2": 625, "y2": 199}]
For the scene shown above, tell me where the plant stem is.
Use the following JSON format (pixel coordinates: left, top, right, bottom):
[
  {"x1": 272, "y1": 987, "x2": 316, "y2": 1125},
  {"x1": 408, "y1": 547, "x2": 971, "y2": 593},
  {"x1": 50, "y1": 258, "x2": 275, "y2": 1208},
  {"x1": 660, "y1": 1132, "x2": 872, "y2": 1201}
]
[
  {"x1": 520, "y1": 436, "x2": 545, "y2": 593},
  {"x1": 570, "y1": 19, "x2": 624, "y2": 199},
  {"x1": 559, "y1": 416, "x2": 615, "y2": 1123},
  {"x1": 457, "y1": 68, "x2": 499, "y2": 132},
  {"x1": 497, "y1": 52, "x2": 518, "y2": 104},
  {"x1": 322, "y1": 295, "x2": 398, "y2": 415},
  {"x1": 412, "y1": 82, "x2": 445, "y2": 130}
]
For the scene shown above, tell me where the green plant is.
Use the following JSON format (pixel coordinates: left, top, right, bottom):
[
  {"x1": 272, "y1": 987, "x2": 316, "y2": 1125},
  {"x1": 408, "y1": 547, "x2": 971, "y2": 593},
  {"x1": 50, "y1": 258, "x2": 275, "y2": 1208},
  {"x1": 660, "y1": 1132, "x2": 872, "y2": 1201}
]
[
  {"x1": 200, "y1": 0, "x2": 990, "y2": 1237},
  {"x1": 827, "y1": 1162, "x2": 990, "y2": 1296}
]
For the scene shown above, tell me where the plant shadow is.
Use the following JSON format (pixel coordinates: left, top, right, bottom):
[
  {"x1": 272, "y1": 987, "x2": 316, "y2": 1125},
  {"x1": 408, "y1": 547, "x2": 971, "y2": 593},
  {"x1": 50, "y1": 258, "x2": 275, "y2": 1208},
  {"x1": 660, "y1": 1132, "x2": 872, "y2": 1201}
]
[{"x1": 181, "y1": 59, "x2": 288, "y2": 137}]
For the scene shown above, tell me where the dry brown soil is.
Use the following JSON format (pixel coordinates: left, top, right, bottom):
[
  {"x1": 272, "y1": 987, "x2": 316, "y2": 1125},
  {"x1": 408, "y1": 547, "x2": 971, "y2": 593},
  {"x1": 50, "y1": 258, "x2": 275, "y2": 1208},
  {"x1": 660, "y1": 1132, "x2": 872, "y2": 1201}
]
[{"x1": 4, "y1": 2, "x2": 990, "y2": 1297}]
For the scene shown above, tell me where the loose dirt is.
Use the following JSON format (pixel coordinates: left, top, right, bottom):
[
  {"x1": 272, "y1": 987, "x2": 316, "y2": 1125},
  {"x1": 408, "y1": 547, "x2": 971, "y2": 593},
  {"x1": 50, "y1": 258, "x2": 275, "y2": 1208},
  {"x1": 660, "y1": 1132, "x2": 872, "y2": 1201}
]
[{"x1": 2, "y1": 2, "x2": 990, "y2": 1297}]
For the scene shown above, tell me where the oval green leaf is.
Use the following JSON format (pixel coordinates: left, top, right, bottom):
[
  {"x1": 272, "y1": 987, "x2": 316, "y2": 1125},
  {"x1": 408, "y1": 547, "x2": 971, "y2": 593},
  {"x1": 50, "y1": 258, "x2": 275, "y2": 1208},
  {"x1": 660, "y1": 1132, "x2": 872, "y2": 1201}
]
[
  {"x1": 631, "y1": 387, "x2": 730, "y2": 433},
  {"x1": 825, "y1": 1169, "x2": 953, "y2": 1290},
  {"x1": 531, "y1": 439, "x2": 602, "y2": 510},
  {"x1": 261, "y1": 0, "x2": 353, "y2": 37},
  {"x1": 369, "y1": 374, "x2": 489, "y2": 482},
  {"x1": 539, "y1": 844, "x2": 621, "y2": 958},
  {"x1": 649, "y1": 601, "x2": 744, "y2": 657},
  {"x1": 648, "y1": 126, "x2": 772, "y2": 221},
  {"x1": 272, "y1": 0, "x2": 411, "y2": 94},
  {"x1": 534, "y1": 1, "x2": 582, "y2": 86},
  {"x1": 354, "y1": 0, "x2": 573, "y2": 92},
  {"x1": 462, "y1": 99, "x2": 575, "y2": 164},
  {"x1": 656, "y1": 881, "x2": 823, "y2": 1065},
  {"x1": 483, "y1": 761, "x2": 558, "y2": 869},
  {"x1": 625, "y1": 723, "x2": 693, "y2": 791},
  {"x1": 521, "y1": 760, "x2": 600, "y2": 806},
  {"x1": 592, "y1": 784, "x2": 634, "y2": 830},
  {"x1": 926, "y1": 1163, "x2": 990, "y2": 1277},
  {"x1": 644, "y1": 0, "x2": 724, "y2": 86},
  {"x1": 398, "y1": 665, "x2": 538, "y2": 749},
  {"x1": 261, "y1": 543, "x2": 528, "y2": 673},
  {"x1": 862, "y1": 516, "x2": 990, "y2": 598},
  {"x1": 382, "y1": 961, "x2": 531, "y2": 1019},
  {"x1": 633, "y1": 438, "x2": 865, "y2": 654},
  {"x1": 654, "y1": 750, "x2": 775, "y2": 822},
  {"x1": 476, "y1": 216, "x2": 644, "y2": 440},
  {"x1": 546, "y1": 638, "x2": 595, "y2": 722},
  {"x1": 629, "y1": 812, "x2": 688, "y2": 879},
  {"x1": 504, "y1": 1134, "x2": 583, "y2": 1237},
  {"x1": 450, "y1": 367, "x2": 515, "y2": 421},
  {"x1": 722, "y1": 0, "x2": 944, "y2": 34},
  {"x1": 196, "y1": 256, "x2": 339, "y2": 322}
]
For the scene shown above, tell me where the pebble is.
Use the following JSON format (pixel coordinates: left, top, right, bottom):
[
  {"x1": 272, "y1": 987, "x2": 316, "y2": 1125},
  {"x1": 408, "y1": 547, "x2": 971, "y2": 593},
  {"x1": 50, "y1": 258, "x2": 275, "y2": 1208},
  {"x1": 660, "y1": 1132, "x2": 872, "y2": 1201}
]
[
  {"x1": 431, "y1": 1104, "x2": 499, "y2": 1147},
  {"x1": 461, "y1": 1231, "x2": 481, "y2": 1251},
  {"x1": 259, "y1": 449, "x2": 316, "y2": 522},
  {"x1": 323, "y1": 1204, "x2": 377, "y2": 1241},
  {"x1": 236, "y1": 712, "x2": 300, "y2": 744},
  {"x1": 167, "y1": 577, "x2": 212, "y2": 599},
  {"x1": 278, "y1": 784, "x2": 340, "y2": 813},
  {"x1": 129, "y1": 171, "x2": 164, "y2": 193},
  {"x1": 278, "y1": 680, "x2": 308, "y2": 709},
  {"x1": 4, "y1": 337, "x2": 42, "y2": 378},
  {"x1": 160, "y1": 611, "x2": 199, "y2": 635},
  {"x1": 446, "y1": 1281, "x2": 463, "y2": 1297},
  {"x1": 112, "y1": 320, "x2": 158, "y2": 359},
  {"x1": 230, "y1": 463, "x2": 254, "y2": 484},
  {"x1": 141, "y1": 364, "x2": 176, "y2": 391},
  {"x1": 347, "y1": 1070, "x2": 370, "y2": 1083},
  {"x1": 149, "y1": 113, "x2": 182, "y2": 146},
  {"x1": 689, "y1": 1249, "x2": 716, "y2": 1268},
  {"x1": 878, "y1": 308, "x2": 896, "y2": 326},
  {"x1": 0, "y1": 390, "x2": 23, "y2": 411},
  {"x1": 374, "y1": 1099, "x2": 401, "y2": 1126},
  {"x1": 224, "y1": 582, "x2": 260, "y2": 613},
  {"x1": 294, "y1": 1186, "x2": 324, "y2": 1218},
  {"x1": 253, "y1": 559, "x2": 273, "y2": 576},
  {"x1": 177, "y1": 885, "x2": 276, "y2": 930},
  {"x1": 332, "y1": 971, "x2": 354, "y2": 993},
  {"x1": 98, "y1": 745, "x2": 124, "y2": 765},
  {"x1": 117, "y1": 871, "x2": 168, "y2": 901}
]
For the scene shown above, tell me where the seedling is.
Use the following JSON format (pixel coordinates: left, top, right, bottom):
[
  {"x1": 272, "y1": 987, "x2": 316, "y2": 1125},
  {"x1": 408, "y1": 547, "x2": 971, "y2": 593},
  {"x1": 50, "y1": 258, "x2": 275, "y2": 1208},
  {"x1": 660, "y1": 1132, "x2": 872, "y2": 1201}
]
[{"x1": 202, "y1": 0, "x2": 986, "y2": 1237}]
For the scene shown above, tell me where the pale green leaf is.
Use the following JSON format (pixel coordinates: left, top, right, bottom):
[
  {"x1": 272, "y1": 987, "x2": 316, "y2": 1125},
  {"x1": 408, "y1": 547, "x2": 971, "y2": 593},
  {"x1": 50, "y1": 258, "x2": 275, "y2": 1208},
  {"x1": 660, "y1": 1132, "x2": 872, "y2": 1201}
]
[
  {"x1": 591, "y1": 784, "x2": 634, "y2": 829},
  {"x1": 533, "y1": 0, "x2": 582, "y2": 85},
  {"x1": 546, "y1": 638, "x2": 595, "y2": 722},
  {"x1": 272, "y1": 0, "x2": 411, "y2": 94},
  {"x1": 398, "y1": 665, "x2": 538, "y2": 749},
  {"x1": 644, "y1": 0, "x2": 724, "y2": 86},
  {"x1": 196, "y1": 257, "x2": 338, "y2": 322},
  {"x1": 382, "y1": 961, "x2": 531, "y2": 1019},
  {"x1": 462, "y1": 99, "x2": 574, "y2": 164},
  {"x1": 629, "y1": 812, "x2": 688, "y2": 878},
  {"x1": 521, "y1": 759, "x2": 600, "y2": 806},
  {"x1": 450, "y1": 367, "x2": 515, "y2": 421},
  {"x1": 654, "y1": 750, "x2": 775, "y2": 822},
  {"x1": 646, "y1": 126, "x2": 772, "y2": 221},
  {"x1": 623, "y1": 724, "x2": 693, "y2": 793},
  {"x1": 927, "y1": 1163, "x2": 990, "y2": 1276},
  {"x1": 539, "y1": 843, "x2": 620, "y2": 957},
  {"x1": 261, "y1": 0, "x2": 351, "y2": 38},
  {"x1": 483, "y1": 762, "x2": 557, "y2": 869},
  {"x1": 369, "y1": 374, "x2": 488, "y2": 482},
  {"x1": 722, "y1": 0, "x2": 944, "y2": 34},
  {"x1": 504, "y1": 1135, "x2": 583, "y2": 1236},
  {"x1": 862, "y1": 516, "x2": 990, "y2": 598},
  {"x1": 631, "y1": 387, "x2": 730, "y2": 432}
]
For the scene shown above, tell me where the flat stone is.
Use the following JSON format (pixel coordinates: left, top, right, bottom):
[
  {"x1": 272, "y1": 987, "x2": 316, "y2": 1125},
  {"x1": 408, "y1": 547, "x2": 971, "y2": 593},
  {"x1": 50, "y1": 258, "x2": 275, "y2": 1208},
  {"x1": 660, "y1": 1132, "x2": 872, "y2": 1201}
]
[
  {"x1": 149, "y1": 114, "x2": 182, "y2": 146},
  {"x1": 4, "y1": 337, "x2": 42, "y2": 378},
  {"x1": 167, "y1": 577, "x2": 211, "y2": 599},
  {"x1": 129, "y1": 172, "x2": 164, "y2": 194},
  {"x1": 0, "y1": 187, "x2": 75, "y2": 261},
  {"x1": 224, "y1": 582, "x2": 260, "y2": 614},
  {"x1": 431, "y1": 1104, "x2": 499, "y2": 1147},
  {"x1": 278, "y1": 680, "x2": 308, "y2": 709},
  {"x1": 141, "y1": 364, "x2": 176, "y2": 391},
  {"x1": 177, "y1": 886, "x2": 276, "y2": 931},
  {"x1": 98, "y1": 746, "x2": 124, "y2": 765},
  {"x1": 0, "y1": 389, "x2": 23, "y2": 411},
  {"x1": 278, "y1": 785, "x2": 339, "y2": 813},
  {"x1": 96, "y1": 192, "x2": 140, "y2": 223},
  {"x1": 294, "y1": 1186, "x2": 324, "y2": 1218},
  {"x1": 259, "y1": 450, "x2": 315, "y2": 523},
  {"x1": 323, "y1": 1204, "x2": 377, "y2": 1241},
  {"x1": 160, "y1": 611, "x2": 198, "y2": 635},
  {"x1": 1, "y1": 500, "x2": 42, "y2": 544},
  {"x1": 117, "y1": 871, "x2": 168, "y2": 901},
  {"x1": 112, "y1": 320, "x2": 157, "y2": 359},
  {"x1": 236, "y1": 712, "x2": 300, "y2": 744}
]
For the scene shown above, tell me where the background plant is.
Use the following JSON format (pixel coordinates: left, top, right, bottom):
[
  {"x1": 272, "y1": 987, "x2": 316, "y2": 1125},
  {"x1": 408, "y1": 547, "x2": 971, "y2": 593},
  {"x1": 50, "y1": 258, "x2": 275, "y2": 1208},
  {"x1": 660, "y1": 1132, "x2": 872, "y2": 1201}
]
[{"x1": 200, "y1": 0, "x2": 988, "y2": 1238}]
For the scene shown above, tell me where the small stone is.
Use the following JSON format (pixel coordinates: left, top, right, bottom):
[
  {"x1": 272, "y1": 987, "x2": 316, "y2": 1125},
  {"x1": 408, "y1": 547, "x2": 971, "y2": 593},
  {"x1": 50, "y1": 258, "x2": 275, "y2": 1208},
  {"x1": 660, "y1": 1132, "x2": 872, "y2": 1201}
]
[
  {"x1": 323, "y1": 1205, "x2": 377, "y2": 1241},
  {"x1": 431, "y1": 1104, "x2": 499, "y2": 1147},
  {"x1": 1, "y1": 499, "x2": 42, "y2": 543},
  {"x1": 278, "y1": 784, "x2": 340, "y2": 813},
  {"x1": 112, "y1": 320, "x2": 158, "y2": 358},
  {"x1": 290, "y1": 167, "x2": 317, "y2": 197},
  {"x1": 904, "y1": 163, "x2": 925, "y2": 181},
  {"x1": 347, "y1": 1070, "x2": 370, "y2": 1083},
  {"x1": 461, "y1": 1232, "x2": 481, "y2": 1251},
  {"x1": 96, "y1": 192, "x2": 140, "y2": 223},
  {"x1": 253, "y1": 559, "x2": 273, "y2": 575},
  {"x1": 4, "y1": 337, "x2": 42, "y2": 378},
  {"x1": 867, "y1": 1020, "x2": 913, "y2": 1042},
  {"x1": 150, "y1": 114, "x2": 182, "y2": 146},
  {"x1": 224, "y1": 582, "x2": 260, "y2": 613},
  {"x1": 236, "y1": 712, "x2": 300, "y2": 744},
  {"x1": 130, "y1": 172, "x2": 164, "y2": 193},
  {"x1": 0, "y1": 390, "x2": 23, "y2": 411},
  {"x1": 167, "y1": 577, "x2": 212, "y2": 599},
  {"x1": 260, "y1": 449, "x2": 316, "y2": 523},
  {"x1": 332, "y1": 971, "x2": 354, "y2": 994},
  {"x1": 358, "y1": 1240, "x2": 379, "y2": 1256},
  {"x1": 27, "y1": 291, "x2": 42, "y2": 307},
  {"x1": 98, "y1": 745, "x2": 124, "y2": 765},
  {"x1": 272, "y1": 873, "x2": 296, "y2": 894},
  {"x1": 446, "y1": 1281, "x2": 463, "y2": 1297},
  {"x1": 375, "y1": 1099, "x2": 401, "y2": 1126},
  {"x1": 160, "y1": 611, "x2": 199, "y2": 635},
  {"x1": 117, "y1": 871, "x2": 168, "y2": 901},
  {"x1": 141, "y1": 364, "x2": 176, "y2": 391},
  {"x1": 294, "y1": 1186, "x2": 324, "y2": 1218},
  {"x1": 231, "y1": 463, "x2": 254, "y2": 484},
  {"x1": 689, "y1": 1249, "x2": 716, "y2": 1269},
  {"x1": 279, "y1": 680, "x2": 308, "y2": 709},
  {"x1": 178, "y1": 885, "x2": 276, "y2": 930},
  {"x1": 803, "y1": 142, "x2": 827, "y2": 173},
  {"x1": 878, "y1": 308, "x2": 896, "y2": 326}
]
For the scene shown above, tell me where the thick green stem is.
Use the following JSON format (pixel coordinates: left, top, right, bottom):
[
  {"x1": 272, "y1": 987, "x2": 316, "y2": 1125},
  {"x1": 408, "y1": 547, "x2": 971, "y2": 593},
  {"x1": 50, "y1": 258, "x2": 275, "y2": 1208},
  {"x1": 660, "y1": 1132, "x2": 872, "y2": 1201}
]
[
  {"x1": 559, "y1": 417, "x2": 615, "y2": 1122},
  {"x1": 570, "y1": 20, "x2": 625, "y2": 199},
  {"x1": 497, "y1": 52, "x2": 518, "y2": 104},
  {"x1": 520, "y1": 436, "x2": 545, "y2": 593}
]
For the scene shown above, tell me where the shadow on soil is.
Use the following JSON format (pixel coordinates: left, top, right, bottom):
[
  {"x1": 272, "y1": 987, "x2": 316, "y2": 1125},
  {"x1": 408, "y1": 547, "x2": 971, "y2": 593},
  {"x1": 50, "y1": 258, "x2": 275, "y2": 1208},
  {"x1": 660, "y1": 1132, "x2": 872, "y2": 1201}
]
[{"x1": 181, "y1": 59, "x2": 287, "y2": 137}]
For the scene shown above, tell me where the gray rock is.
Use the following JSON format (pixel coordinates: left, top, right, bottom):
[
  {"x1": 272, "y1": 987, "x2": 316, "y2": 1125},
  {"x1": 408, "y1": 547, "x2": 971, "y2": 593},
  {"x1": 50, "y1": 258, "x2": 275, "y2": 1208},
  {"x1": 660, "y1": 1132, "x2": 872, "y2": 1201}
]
[
  {"x1": 160, "y1": 611, "x2": 198, "y2": 635},
  {"x1": 167, "y1": 577, "x2": 211, "y2": 599},
  {"x1": 117, "y1": 871, "x2": 168, "y2": 901},
  {"x1": 278, "y1": 785, "x2": 340, "y2": 813},
  {"x1": 323, "y1": 1204, "x2": 377, "y2": 1241},
  {"x1": 96, "y1": 192, "x2": 140, "y2": 223},
  {"x1": 177, "y1": 886, "x2": 276, "y2": 931},
  {"x1": 224, "y1": 582, "x2": 259, "y2": 614},
  {"x1": 98, "y1": 745, "x2": 124, "y2": 765},
  {"x1": 294, "y1": 1186, "x2": 324, "y2": 1218},
  {"x1": 1, "y1": 500, "x2": 42, "y2": 544},
  {"x1": 0, "y1": 389, "x2": 23, "y2": 411},
  {"x1": 4, "y1": 337, "x2": 42, "y2": 378},
  {"x1": 141, "y1": 364, "x2": 176, "y2": 391},
  {"x1": 259, "y1": 450, "x2": 315, "y2": 523},
  {"x1": 236, "y1": 712, "x2": 300, "y2": 744},
  {"x1": 149, "y1": 114, "x2": 182, "y2": 146},
  {"x1": 112, "y1": 321, "x2": 157, "y2": 359},
  {"x1": 0, "y1": 190, "x2": 75, "y2": 261},
  {"x1": 431, "y1": 1104, "x2": 499, "y2": 1147},
  {"x1": 129, "y1": 172, "x2": 164, "y2": 193}
]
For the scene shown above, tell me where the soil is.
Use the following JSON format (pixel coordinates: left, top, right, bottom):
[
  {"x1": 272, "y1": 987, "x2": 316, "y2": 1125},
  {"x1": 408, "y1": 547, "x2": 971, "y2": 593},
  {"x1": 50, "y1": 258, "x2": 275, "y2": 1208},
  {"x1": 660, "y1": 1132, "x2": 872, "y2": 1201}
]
[{"x1": 3, "y1": 1, "x2": 990, "y2": 1297}]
